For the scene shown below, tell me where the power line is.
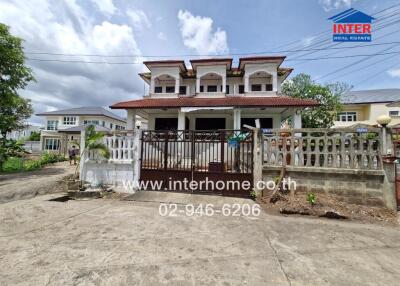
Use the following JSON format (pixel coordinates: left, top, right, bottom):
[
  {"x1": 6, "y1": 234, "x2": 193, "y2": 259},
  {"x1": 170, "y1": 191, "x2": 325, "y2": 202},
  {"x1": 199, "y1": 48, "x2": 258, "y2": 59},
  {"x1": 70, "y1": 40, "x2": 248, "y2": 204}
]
[
  {"x1": 324, "y1": 52, "x2": 399, "y2": 82},
  {"x1": 24, "y1": 41, "x2": 400, "y2": 58},
  {"x1": 287, "y1": 9, "x2": 400, "y2": 60},
  {"x1": 22, "y1": 3, "x2": 400, "y2": 60},
  {"x1": 25, "y1": 50, "x2": 400, "y2": 64},
  {"x1": 314, "y1": 44, "x2": 398, "y2": 81},
  {"x1": 351, "y1": 60, "x2": 400, "y2": 88}
]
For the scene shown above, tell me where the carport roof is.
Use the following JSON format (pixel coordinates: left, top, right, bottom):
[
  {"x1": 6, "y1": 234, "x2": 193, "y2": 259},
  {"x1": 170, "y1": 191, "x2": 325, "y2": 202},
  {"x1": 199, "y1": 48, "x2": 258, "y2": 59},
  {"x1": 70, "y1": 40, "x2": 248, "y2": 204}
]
[{"x1": 110, "y1": 96, "x2": 319, "y2": 109}]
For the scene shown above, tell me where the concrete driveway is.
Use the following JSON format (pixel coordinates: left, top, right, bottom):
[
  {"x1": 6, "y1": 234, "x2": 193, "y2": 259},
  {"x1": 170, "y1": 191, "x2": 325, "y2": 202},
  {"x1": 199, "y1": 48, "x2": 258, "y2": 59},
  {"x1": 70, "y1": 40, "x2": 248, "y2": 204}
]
[{"x1": 0, "y1": 191, "x2": 399, "y2": 285}]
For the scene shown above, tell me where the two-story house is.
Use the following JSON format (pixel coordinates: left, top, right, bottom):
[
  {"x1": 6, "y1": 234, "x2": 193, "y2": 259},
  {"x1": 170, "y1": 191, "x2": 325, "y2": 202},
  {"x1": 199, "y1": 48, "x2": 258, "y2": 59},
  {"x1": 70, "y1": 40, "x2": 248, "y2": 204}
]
[
  {"x1": 334, "y1": 89, "x2": 400, "y2": 128},
  {"x1": 110, "y1": 56, "x2": 318, "y2": 132},
  {"x1": 36, "y1": 107, "x2": 129, "y2": 154}
]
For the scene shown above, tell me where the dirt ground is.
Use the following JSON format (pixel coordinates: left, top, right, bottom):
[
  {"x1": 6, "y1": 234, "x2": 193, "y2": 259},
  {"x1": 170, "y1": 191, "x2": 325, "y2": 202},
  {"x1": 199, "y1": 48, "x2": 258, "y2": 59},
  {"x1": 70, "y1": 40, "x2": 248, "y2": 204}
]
[
  {"x1": 0, "y1": 162, "x2": 74, "y2": 203},
  {"x1": 259, "y1": 190, "x2": 398, "y2": 226},
  {"x1": 1, "y1": 191, "x2": 400, "y2": 285}
]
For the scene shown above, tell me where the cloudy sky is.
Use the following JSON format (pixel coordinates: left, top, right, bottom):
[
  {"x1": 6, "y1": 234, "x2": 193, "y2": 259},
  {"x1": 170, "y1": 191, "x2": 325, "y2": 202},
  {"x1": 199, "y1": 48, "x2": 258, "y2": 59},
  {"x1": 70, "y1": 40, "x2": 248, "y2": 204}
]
[{"x1": 0, "y1": 0, "x2": 399, "y2": 125}]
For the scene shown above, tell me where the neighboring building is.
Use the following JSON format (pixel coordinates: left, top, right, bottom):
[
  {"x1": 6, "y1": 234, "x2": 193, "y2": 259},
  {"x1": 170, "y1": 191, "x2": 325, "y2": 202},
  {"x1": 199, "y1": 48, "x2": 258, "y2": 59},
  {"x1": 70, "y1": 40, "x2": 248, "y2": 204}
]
[
  {"x1": 110, "y1": 57, "x2": 318, "y2": 131},
  {"x1": 334, "y1": 89, "x2": 400, "y2": 128},
  {"x1": 6, "y1": 123, "x2": 43, "y2": 141},
  {"x1": 36, "y1": 107, "x2": 129, "y2": 154}
]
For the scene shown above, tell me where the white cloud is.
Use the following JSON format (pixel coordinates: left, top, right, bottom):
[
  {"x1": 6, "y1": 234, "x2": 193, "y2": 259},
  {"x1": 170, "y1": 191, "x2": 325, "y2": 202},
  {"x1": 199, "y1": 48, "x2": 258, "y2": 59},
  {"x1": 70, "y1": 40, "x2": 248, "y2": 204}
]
[
  {"x1": 177, "y1": 10, "x2": 228, "y2": 55},
  {"x1": 157, "y1": 32, "x2": 167, "y2": 41},
  {"x1": 318, "y1": 0, "x2": 358, "y2": 12},
  {"x1": 388, "y1": 69, "x2": 400, "y2": 78},
  {"x1": 91, "y1": 0, "x2": 117, "y2": 16},
  {"x1": 127, "y1": 9, "x2": 151, "y2": 30},
  {"x1": 0, "y1": 0, "x2": 144, "y2": 124}
]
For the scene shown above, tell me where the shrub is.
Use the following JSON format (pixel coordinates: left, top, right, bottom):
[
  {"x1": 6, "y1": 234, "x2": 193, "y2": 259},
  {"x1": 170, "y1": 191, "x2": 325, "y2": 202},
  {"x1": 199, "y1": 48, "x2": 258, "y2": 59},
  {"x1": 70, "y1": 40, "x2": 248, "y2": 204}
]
[
  {"x1": 307, "y1": 192, "x2": 317, "y2": 206},
  {"x1": 23, "y1": 159, "x2": 42, "y2": 171},
  {"x1": 2, "y1": 157, "x2": 23, "y2": 172},
  {"x1": 40, "y1": 152, "x2": 66, "y2": 164}
]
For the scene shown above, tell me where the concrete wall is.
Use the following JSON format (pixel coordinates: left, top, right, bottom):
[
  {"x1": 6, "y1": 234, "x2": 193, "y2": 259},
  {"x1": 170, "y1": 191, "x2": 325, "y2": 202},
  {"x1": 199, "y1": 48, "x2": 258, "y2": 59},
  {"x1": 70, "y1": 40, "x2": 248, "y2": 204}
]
[
  {"x1": 262, "y1": 166, "x2": 396, "y2": 209},
  {"x1": 81, "y1": 162, "x2": 134, "y2": 187}
]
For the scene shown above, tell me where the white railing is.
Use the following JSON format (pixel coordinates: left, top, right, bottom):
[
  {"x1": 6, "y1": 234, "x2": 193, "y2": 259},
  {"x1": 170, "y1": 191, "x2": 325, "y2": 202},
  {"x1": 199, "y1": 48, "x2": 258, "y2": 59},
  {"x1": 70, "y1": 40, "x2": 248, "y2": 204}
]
[
  {"x1": 87, "y1": 131, "x2": 140, "y2": 163},
  {"x1": 262, "y1": 128, "x2": 383, "y2": 170}
]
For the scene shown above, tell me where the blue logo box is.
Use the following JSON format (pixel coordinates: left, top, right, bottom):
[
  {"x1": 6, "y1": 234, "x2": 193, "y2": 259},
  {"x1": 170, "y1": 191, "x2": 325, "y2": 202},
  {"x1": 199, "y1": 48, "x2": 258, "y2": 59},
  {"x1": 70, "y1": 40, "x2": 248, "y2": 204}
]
[{"x1": 333, "y1": 34, "x2": 371, "y2": 42}]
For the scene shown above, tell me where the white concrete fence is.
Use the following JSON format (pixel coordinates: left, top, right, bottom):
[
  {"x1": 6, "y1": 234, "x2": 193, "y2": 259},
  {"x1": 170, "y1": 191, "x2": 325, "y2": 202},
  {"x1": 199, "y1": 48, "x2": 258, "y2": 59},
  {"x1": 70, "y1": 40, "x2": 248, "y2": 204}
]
[
  {"x1": 262, "y1": 128, "x2": 383, "y2": 170},
  {"x1": 80, "y1": 131, "x2": 140, "y2": 188}
]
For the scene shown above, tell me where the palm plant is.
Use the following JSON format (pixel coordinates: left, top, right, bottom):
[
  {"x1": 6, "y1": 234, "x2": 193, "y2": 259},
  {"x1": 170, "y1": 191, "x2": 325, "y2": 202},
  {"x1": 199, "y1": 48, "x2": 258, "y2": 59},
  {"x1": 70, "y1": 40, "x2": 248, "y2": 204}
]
[{"x1": 74, "y1": 125, "x2": 110, "y2": 179}]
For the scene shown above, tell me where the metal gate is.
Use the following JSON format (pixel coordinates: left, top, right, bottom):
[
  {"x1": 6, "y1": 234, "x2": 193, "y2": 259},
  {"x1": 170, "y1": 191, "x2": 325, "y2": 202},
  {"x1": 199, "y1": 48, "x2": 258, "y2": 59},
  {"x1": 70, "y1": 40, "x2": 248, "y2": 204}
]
[{"x1": 140, "y1": 130, "x2": 253, "y2": 197}]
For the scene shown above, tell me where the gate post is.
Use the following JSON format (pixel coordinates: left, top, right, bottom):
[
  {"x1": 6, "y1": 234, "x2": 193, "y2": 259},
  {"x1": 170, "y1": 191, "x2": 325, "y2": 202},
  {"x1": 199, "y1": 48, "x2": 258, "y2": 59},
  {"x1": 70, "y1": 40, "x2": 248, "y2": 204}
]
[{"x1": 253, "y1": 128, "x2": 263, "y2": 196}]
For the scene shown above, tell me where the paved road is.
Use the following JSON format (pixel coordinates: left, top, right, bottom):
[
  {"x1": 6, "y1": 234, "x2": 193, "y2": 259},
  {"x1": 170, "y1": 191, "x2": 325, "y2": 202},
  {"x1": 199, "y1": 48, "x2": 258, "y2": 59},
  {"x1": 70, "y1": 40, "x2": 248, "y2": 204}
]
[
  {"x1": 0, "y1": 191, "x2": 399, "y2": 285},
  {"x1": 0, "y1": 162, "x2": 75, "y2": 203}
]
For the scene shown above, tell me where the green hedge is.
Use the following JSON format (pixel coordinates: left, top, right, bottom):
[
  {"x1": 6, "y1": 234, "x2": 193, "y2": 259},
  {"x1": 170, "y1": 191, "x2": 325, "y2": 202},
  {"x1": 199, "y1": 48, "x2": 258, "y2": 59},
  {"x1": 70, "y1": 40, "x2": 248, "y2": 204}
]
[{"x1": 1, "y1": 153, "x2": 67, "y2": 173}]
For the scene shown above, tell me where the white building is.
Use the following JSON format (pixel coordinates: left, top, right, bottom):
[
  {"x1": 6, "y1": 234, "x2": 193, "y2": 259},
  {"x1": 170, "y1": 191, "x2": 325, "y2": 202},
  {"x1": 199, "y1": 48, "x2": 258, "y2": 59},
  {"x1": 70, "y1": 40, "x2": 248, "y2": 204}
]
[
  {"x1": 6, "y1": 123, "x2": 43, "y2": 141},
  {"x1": 36, "y1": 107, "x2": 131, "y2": 154},
  {"x1": 110, "y1": 57, "x2": 318, "y2": 131},
  {"x1": 334, "y1": 89, "x2": 400, "y2": 128}
]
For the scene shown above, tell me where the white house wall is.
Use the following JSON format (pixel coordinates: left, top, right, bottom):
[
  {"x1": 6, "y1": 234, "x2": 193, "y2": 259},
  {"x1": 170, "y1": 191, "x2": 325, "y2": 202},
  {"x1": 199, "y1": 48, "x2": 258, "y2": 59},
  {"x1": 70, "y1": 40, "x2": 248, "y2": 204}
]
[{"x1": 146, "y1": 109, "x2": 282, "y2": 130}]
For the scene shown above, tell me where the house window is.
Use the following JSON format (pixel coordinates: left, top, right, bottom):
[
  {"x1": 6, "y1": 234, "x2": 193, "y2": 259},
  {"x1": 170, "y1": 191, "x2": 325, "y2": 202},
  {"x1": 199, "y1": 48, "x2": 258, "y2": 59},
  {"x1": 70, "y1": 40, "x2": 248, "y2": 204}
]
[
  {"x1": 44, "y1": 138, "x2": 60, "y2": 151},
  {"x1": 110, "y1": 123, "x2": 113, "y2": 129},
  {"x1": 195, "y1": 118, "x2": 226, "y2": 130},
  {"x1": 47, "y1": 120, "x2": 58, "y2": 131},
  {"x1": 337, "y1": 112, "x2": 357, "y2": 122},
  {"x1": 155, "y1": 118, "x2": 178, "y2": 131},
  {"x1": 389, "y1": 111, "x2": 399, "y2": 117},
  {"x1": 179, "y1": 86, "x2": 187, "y2": 95},
  {"x1": 63, "y1": 116, "x2": 76, "y2": 125},
  {"x1": 241, "y1": 118, "x2": 273, "y2": 129},
  {"x1": 154, "y1": 86, "x2": 162, "y2": 93},
  {"x1": 200, "y1": 85, "x2": 204, "y2": 92},
  {"x1": 226, "y1": 85, "x2": 230, "y2": 94},
  {"x1": 165, "y1": 86, "x2": 175, "y2": 93},
  {"x1": 251, "y1": 84, "x2": 262, "y2": 92},
  {"x1": 102, "y1": 121, "x2": 105, "y2": 127},
  {"x1": 84, "y1": 120, "x2": 99, "y2": 125},
  {"x1": 265, "y1": 84, "x2": 273, "y2": 91},
  {"x1": 207, "y1": 85, "x2": 217, "y2": 92},
  {"x1": 239, "y1": 85, "x2": 245, "y2": 94}
]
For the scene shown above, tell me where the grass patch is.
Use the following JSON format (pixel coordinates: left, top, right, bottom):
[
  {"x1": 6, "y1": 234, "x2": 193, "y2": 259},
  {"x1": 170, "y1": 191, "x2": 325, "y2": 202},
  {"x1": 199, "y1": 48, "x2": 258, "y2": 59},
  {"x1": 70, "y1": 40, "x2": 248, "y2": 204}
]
[{"x1": 1, "y1": 153, "x2": 67, "y2": 173}]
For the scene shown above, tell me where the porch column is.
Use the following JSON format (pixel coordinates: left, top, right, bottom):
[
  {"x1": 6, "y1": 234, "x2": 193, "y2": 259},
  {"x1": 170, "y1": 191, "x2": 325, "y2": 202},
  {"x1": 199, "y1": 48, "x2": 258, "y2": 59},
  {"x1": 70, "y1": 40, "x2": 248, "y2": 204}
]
[
  {"x1": 272, "y1": 73, "x2": 278, "y2": 92},
  {"x1": 222, "y1": 76, "x2": 226, "y2": 93},
  {"x1": 178, "y1": 110, "x2": 186, "y2": 131},
  {"x1": 244, "y1": 75, "x2": 249, "y2": 93},
  {"x1": 150, "y1": 77, "x2": 155, "y2": 94},
  {"x1": 233, "y1": 108, "x2": 241, "y2": 130},
  {"x1": 233, "y1": 84, "x2": 237, "y2": 95},
  {"x1": 196, "y1": 77, "x2": 200, "y2": 93},
  {"x1": 127, "y1": 109, "x2": 137, "y2": 131},
  {"x1": 175, "y1": 76, "x2": 180, "y2": 94},
  {"x1": 292, "y1": 110, "x2": 302, "y2": 128}
]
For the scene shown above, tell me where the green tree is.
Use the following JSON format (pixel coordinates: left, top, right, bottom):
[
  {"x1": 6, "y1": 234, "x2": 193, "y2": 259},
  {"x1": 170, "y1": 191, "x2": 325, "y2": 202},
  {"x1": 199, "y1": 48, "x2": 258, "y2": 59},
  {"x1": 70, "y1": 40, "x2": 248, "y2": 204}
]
[
  {"x1": 0, "y1": 23, "x2": 34, "y2": 138},
  {"x1": 28, "y1": 131, "x2": 40, "y2": 141},
  {"x1": 282, "y1": 74, "x2": 348, "y2": 128}
]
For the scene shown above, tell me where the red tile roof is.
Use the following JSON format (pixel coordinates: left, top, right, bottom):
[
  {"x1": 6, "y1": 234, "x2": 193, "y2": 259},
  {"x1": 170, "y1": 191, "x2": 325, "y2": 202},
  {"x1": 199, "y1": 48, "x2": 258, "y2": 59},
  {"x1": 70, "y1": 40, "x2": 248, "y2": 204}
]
[{"x1": 110, "y1": 96, "x2": 319, "y2": 109}]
